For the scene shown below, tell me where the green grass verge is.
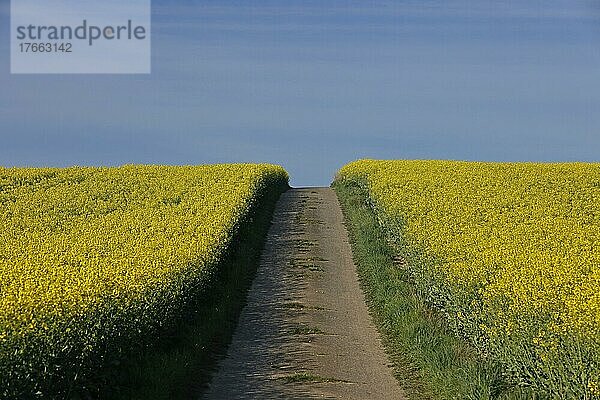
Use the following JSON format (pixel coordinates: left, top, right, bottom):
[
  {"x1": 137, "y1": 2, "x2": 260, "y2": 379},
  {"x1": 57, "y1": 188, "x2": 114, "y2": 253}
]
[
  {"x1": 84, "y1": 183, "x2": 289, "y2": 400},
  {"x1": 332, "y1": 180, "x2": 540, "y2": 400}
]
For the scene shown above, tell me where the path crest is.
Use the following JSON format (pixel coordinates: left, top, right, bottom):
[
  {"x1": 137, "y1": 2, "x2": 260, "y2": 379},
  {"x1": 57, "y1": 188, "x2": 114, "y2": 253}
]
[{"x1": 203, "y1": 188, "x2": 405, "y2": 399}]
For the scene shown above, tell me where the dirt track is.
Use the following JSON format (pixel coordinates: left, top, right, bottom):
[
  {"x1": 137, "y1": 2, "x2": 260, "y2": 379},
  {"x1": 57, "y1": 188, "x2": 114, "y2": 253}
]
[{"x1": 203, "y1": 188, "x2": 405, "y2": 399}]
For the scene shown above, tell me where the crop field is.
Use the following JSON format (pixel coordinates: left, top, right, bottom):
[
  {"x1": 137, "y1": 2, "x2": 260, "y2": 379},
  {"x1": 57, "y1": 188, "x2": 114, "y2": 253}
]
[
  {"x1": 336, "y1": 160, "x2": 600, "y2": 398},
  {"x1": 0, "y1": 164, "x2": 288, "y2": 398}
]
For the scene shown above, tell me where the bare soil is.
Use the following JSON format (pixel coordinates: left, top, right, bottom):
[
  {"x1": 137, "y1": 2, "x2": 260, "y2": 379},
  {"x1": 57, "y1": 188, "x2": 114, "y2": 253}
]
[{"x1": 202, "y1": 188, "x2": 406, "y2": 399}]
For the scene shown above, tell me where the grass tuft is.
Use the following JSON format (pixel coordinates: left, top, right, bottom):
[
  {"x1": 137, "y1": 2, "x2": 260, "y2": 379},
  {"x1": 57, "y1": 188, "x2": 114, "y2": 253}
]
[
  {"x1": 290, "y1": 324, "x2": 325, "y2": 335},
  {"x1": 280, "y1": 372, "x2": 350, "y2": 384}
]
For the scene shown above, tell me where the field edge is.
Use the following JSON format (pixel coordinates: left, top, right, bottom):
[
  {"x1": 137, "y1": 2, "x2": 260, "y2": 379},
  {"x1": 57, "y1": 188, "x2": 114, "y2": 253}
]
[
  {"x1": 101, "y1": 181, "x2": 290, "y2": 400},
  {"x1": 332, "y1": 180, "x2": 536, "y2": 400}
]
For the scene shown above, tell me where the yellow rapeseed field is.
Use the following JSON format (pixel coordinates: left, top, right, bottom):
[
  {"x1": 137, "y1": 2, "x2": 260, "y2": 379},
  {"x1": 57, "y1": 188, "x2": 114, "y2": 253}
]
[
  {"x1": 0, "y1": 164, "x2": 288, "y2": 398},
  {"x1": 337, "y1": 160, "x2": 600, "y2": 398}
]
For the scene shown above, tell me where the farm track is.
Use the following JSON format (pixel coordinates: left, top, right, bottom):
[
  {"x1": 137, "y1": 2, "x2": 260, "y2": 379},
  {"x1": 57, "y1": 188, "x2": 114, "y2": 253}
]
[{"x1": 203, "y1": 188, "x2": 405, "y2": 399}]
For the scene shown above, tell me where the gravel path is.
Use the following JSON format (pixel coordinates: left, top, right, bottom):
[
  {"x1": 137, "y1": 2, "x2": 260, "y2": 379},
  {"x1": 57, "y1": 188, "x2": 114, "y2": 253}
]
[{"x1": 203, "y1": 188, "x2": 405, "y2": 399}]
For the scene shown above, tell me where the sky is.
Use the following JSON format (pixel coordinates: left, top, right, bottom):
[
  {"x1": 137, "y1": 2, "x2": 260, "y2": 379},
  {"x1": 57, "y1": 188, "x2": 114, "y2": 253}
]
[{"x1": 1, "y1": 0, "x2": 600, "y2": 186}]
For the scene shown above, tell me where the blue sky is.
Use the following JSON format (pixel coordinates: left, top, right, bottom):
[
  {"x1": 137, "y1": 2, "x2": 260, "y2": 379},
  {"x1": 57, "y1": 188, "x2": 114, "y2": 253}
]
[{"x1": 1, "y1": 0, "x2": 600, "y2": 186}]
